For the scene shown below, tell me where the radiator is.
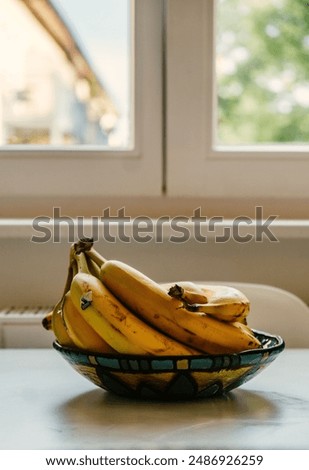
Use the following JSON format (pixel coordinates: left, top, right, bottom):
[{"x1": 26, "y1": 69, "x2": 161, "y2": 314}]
[{"x1": 0, "y1": 306, "x2": 54, "y2": 348}]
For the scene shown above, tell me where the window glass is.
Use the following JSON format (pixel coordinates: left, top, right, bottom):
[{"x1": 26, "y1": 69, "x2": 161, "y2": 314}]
[
  {"x1": 0, "y1": 0, "x2": 131, "y2": 147},
  {"x1": 216, "y1": 0, "x2": 309, "y2": 146}
]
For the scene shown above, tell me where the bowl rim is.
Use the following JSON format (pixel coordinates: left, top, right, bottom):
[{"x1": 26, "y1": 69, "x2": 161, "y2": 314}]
[{"x1": 52, "y1": 328, "x2": 285, "y2": 360}]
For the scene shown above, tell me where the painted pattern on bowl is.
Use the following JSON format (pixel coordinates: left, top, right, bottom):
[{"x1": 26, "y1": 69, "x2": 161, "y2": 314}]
[{"x1": 53, "y1": 330, "x2": 285, "y2": 400}]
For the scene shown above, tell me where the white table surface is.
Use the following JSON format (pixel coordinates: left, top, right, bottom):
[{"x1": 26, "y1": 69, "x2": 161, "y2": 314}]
[{"x1": 0, "y1": 348, "x2": 308, "y2": 450}]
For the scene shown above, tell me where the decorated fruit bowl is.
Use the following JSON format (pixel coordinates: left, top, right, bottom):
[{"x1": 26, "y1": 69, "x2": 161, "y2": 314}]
[{"x1": 53, "y1": 330, "x2": 284, "y2": 401}]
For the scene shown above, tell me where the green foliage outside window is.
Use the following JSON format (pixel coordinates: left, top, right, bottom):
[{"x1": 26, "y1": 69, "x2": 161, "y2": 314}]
[{"x1": 216, "y1": 0, "x2": 309, "y2": 145}]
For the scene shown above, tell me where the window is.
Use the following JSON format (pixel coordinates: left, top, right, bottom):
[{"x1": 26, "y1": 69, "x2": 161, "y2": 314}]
[
  {"x1": 1, "y1": 0, "x2": 308, "y2": 218},
  {"x1": 166, "y1": 0, "x2": 309, "y2": 208},
  {"x1": 0, "y1": 0, "x2": 163, "y2": 206}
]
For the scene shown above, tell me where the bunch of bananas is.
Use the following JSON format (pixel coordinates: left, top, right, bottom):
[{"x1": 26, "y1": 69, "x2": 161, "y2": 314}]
[{"x1": 42, "y1": 238, "x2": 261, "y2": 356}]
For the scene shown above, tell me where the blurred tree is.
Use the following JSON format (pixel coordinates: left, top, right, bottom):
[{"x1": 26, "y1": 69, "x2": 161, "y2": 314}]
[{"x1": 216, "y1": 0, "x2": 309, "y2": 145}]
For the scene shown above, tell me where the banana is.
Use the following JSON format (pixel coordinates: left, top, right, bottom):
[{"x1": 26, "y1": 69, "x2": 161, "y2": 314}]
[
  {"x1": 46, "y1": 239, "x2": 261, "y2": 356},
  {"x1": 82, "y1": 243, "x2": 261, "y2": 354},
  {"x1": 51, "y1": 299, "x2": 76, "y2": 348},
  {"x1": 42, "y1": 245, "x2": 76, "y2": 348},
  {"x1": 162, "y1": 281, "x2": 249, "y2": 323},
  {"x1": 70, "y1": 251, "x2": 200, "y2": 356},
  {"x1": 62, "y1": 290, "x2": 116, "y2": 354},
  {"x1": 53, "y1": 255, "x2": 76, "y2": 347}
]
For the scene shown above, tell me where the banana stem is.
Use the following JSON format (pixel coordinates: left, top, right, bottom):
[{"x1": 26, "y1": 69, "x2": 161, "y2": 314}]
[
  {"x1": 168, "y1": 284, "x2": 185, "y2": 300},
  {"x1": 168, "y1": 284, "x2": 208, "y2": 305},
  {"x1": 87, "y1": 247, "x2": 107, "y2": 267},
  {"x1": 73, "y1": 238, "x2": 107, "y2": 268},
  {"x1": 61, "y1": 265, "x2": 73, "y2": 299},
  {"x1": 75, "y1": 252, "x2": 91, "y2": 274},
  {"x1": 71, "y1": 259, "x2": 78, "y2": 277},
  {"x1": 86, "y1": 254, "x2": 101, "y2": 278},
  {"x1": 54, "y1": 266, "x2": 73, "y2": 317},
  {"x1": 69, "y1": 244, "x2": 76, "y2": 266},
  {"x1": 74, "y1": 237, "x2": 94, "y2": 254}
]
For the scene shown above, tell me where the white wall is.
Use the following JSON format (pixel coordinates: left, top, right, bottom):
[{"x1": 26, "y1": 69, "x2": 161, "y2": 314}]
[{"x1": 0, "y1": 224, "x2": 308, "y2": 308}]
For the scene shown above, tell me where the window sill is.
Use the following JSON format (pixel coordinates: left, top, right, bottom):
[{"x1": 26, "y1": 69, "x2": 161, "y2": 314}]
[
  {"x1": 1, "y1": 214, "x2": 309, "y2": 240},
  {"x1": 1, "y1": 195, "x2": 309, "y2": 219}
]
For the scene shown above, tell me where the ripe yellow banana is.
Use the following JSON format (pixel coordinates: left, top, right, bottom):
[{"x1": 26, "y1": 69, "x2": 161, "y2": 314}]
[
  {"x1": 42, "y1": 245, "x2": 78, "y2": 348},
  {"x1": 70, "y1": 252, "x2": 200, "y2": 356},
  {"x1": 162, "y1": 281, "x2": 249, "y2": 323},
  {"x1": 62, "y1": 290, "x2": 116, "y2": 354},
  {"x1": 79, "y1": 241, "x2": 261, "y2": 354},
  {"x1": 50, "y1": 299, "x2": 76, "y2": 348},
  {"x1": 40, "y1": 252, "x2": 76, "y2": 348}
]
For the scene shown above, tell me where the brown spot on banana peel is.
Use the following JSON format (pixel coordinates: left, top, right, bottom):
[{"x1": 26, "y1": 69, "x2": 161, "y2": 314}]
[
  {"x1": 109, "y1": 321, "x2": 125, "y2": 336},
  {"x1": 181, "y1": 327, "x2": 197, "y2": 337},
  {"x1": 103, "y1": 295, "x2": 128, "y2": 322}
]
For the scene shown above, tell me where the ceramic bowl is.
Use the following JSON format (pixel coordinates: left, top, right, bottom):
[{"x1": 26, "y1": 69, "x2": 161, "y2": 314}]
[{"x1": 53, "y1": 330, "x2": 284, "y2": 400}]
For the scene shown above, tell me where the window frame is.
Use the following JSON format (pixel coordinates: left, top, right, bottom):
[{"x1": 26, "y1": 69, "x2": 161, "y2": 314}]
[{"x1": 1, "y1": 0, "x2": 309, "y2": 220}]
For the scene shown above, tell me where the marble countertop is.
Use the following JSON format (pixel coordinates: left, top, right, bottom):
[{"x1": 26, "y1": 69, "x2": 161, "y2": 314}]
[{"x1": 0, "y1": 349, "x2": 308, "y2": 450}]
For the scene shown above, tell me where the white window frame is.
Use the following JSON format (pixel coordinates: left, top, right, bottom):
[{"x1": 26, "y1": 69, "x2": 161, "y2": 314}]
[
  {"x1": 0, "y1": 0, "x2": 163, "y2": 208},
  {"x1": 1, "y1": 0, "x2": 309, "y2": 219},
  {"x1": 166, "y1": 0, "x2": 309, "y2": 209}
]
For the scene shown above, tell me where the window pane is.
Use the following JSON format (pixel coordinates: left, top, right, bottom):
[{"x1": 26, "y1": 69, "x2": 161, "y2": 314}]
[
  {"x1": 216, "y1": 0, "x2": 309, "y2": 146},
  {"x1": 0, "y1": 0, "x2": 131, "y2": 147}
]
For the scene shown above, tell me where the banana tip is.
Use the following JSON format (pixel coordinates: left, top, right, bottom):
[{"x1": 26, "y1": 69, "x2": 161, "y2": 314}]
[{"x1": 42, "y1": 315, "x2": 52, "y2": 331}]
